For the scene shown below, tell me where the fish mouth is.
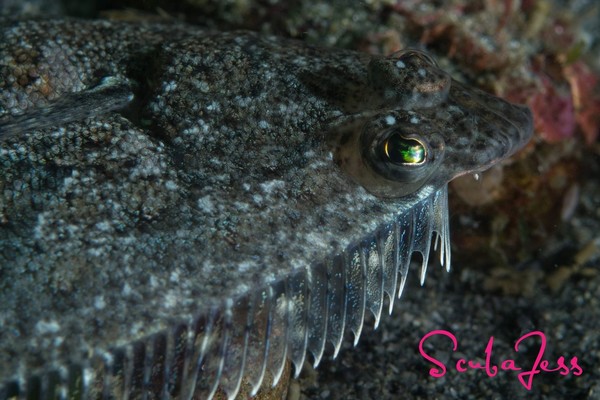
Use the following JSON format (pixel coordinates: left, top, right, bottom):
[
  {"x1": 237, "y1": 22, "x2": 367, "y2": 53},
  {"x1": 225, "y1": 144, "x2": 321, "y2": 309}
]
[{"x1": 434, "y1": 80, "x2": 534, "y2": 181}]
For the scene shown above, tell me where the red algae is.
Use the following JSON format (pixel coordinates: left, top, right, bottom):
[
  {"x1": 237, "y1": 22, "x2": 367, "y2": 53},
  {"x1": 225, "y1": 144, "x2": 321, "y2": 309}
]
[
  {"x1": 530, "y1": 75, "x2": 576, "y2": 143},
  {"x1": 564, "y1": 61, "x2": 600, "y2": 145}
]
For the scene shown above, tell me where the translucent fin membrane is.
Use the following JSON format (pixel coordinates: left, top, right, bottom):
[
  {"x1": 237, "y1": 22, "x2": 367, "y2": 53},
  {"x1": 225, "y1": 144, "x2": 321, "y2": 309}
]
[{"x1": 1, "y1": 186, "x2": 451, "y2": 400}]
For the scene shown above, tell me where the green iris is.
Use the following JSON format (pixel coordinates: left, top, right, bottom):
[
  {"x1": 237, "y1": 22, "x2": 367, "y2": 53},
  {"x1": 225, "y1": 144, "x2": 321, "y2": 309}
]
[{"x1": 383, "y1": 134, "x2": 426, "y2": 164}]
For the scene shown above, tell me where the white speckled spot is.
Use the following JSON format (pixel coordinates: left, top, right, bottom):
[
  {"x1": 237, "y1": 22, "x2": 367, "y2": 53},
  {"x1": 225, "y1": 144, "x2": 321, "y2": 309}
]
[
  {"x1": 396, "y1": 60, "x2": 406, "y2": 69},
  {"x1": 87, "y1": 247, "x2": 104, "y2": 257},
  {"x1": 260, "y1": 179, "x2": 285, "y2": 194},
  {"x1": 235, "y1": 95, "x2": 252, "y2": 107},
  {"x1": 234, "y1": 201, "x2": 250, "y2": 211},
  {"x1": 129, "y1": 322, "x2": 145, "y2": 336},
  {"x1": 384, "y1": 115, "x2": 396, "y2": 126},
  {"x1": 182, "y1": 126, "x2": 200, "y2": 136},
  {"x1": 237, "y1": 261, "x2": 255, "y2": 273},
  {"x1": 33, "y1": 213, "x2": 46, "y2": 240},
  {"x1": 418, "y1": 68, "x2": 426, "y2": 77},
  {"x1": 94, "y1": 296, "x2": 106, "y2": 310},
  {"x1": 410, "y1": 116, "x2": 420, "y2": 124},
  {"x1": 164, "y1": 81, "x2": 177, "y2": 92},
  {"x1": 83, "y1": 369, "x2": 93, "y2": 388},
  {"x1": 35, "y1": 320, "x2": 60, "y2": 334},
  {"x1": 258, "y1": 120, "x2": 270, "y2": 129},
  {"x1": 122, "y1": 282, "x2": 132, "y2": 296},
  {"x1": 196, "y1": 80, "x2": 210, "y2": 93},
  {"x1": 197, "y1": 195, "x2": 215, "y2": 212},
  {"x1": 252, "y1": 194, "x2": 263, "y2": 205},
  {"x1": 95, "y1": 221, "x2": 111, "y2": 232},
  {"x1": 165, "y1": 180, "x2": 178, "y2": 190}
]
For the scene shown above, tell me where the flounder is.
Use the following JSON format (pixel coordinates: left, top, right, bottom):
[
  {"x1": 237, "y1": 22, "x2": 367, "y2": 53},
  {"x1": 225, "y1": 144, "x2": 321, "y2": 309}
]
[{"x1": 0, "y1": 19, "x2": 532, "y2": 400}]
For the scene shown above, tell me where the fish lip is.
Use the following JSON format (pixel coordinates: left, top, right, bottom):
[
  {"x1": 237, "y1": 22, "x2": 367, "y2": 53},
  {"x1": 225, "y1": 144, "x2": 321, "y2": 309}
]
[
  {"x1": 474, "y1": 103, "x2": 533, "y2": 175},
  {"x1": 454, "y1": 80, "x2": 534, "y2": 149},
  {"x1": 443, "y1": 80, "x2": 534, "y2": 176},
  {"x1": 506, "y1": 103, "x2": 534, "y2": 152}
]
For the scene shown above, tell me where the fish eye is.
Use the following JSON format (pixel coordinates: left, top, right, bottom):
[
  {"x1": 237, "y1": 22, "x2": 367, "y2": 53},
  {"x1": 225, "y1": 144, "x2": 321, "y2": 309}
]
[
  {"x1": 327, "y1": 113, "x2": 445, "y2": 198},
  {"x1": 367, "y1": 49, "x2": 449, "y2": 110},
  {"x1": 395, "y1": 49, "x2": 438, "y2": 67},
  {"x1": 360, "y1": 124, "x2": 442, "y2": 192},
  {"x1": 382, "y1": 134, "x2": 426, "y2": 165}
]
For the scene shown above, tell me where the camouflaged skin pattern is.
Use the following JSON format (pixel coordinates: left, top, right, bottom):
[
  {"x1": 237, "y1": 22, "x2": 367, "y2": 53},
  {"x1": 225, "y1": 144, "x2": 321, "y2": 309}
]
[
  {"x1": 0, "y1": 18, "x2": 532, "y2": 399},
  {"x1": 0, "y1": 18, "x2": 393, "y2": 381}
]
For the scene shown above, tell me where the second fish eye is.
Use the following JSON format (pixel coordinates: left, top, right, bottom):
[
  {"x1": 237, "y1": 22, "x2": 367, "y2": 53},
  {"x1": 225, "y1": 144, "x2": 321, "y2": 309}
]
[{"x1": 396, "y1": 49, "x2": 438, "y2": 67}]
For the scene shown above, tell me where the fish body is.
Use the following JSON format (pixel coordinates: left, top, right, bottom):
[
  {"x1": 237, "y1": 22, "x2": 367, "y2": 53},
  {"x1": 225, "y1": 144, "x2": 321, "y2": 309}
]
[{"x1": 0, "y1": 19, "x2": 532, "y2": 399}]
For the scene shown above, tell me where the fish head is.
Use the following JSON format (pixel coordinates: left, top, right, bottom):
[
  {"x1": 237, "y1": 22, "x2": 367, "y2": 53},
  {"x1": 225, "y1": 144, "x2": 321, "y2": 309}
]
[{"x1": 328, "y1": 49, "x2": 534, "y2": 198}]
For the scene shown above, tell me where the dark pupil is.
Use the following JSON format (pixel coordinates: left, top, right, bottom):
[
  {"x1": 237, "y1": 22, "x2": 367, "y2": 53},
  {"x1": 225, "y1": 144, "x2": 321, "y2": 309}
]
[{"x1": 383, "y1": 135, "x2": 425, "y2": 164}]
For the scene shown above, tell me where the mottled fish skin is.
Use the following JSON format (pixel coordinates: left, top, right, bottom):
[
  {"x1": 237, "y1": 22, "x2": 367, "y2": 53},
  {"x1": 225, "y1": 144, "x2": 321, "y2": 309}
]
[{"x1": 0, "y1": 19, "x2": 533, "y2": 399}]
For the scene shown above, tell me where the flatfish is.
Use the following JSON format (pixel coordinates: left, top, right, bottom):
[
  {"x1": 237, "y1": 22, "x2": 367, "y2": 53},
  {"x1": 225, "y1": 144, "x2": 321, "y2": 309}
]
[{"x1": 0, "y1": 19, "x2": 533, "y2": 399}]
